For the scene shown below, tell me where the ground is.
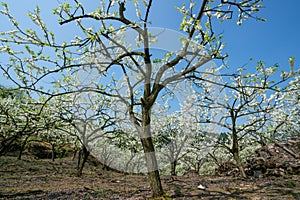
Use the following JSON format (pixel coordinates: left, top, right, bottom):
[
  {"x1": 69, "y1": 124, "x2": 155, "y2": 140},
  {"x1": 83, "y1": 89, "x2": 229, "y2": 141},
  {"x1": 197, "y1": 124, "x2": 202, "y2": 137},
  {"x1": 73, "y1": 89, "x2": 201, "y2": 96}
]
[{"x1": 0, "y1": 155, "x2": 299, "y2": 199}]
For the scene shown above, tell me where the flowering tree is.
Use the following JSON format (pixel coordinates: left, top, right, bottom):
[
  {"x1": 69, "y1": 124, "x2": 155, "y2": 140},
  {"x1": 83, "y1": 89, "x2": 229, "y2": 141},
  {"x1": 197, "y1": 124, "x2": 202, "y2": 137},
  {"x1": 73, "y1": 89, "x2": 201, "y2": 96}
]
[
  {"x1": 0, "y1": 0, "x2": 265, "y2": 197},
  {"x1": 262, "y1": 75, "x2": 300, "y2": 143},
  {"x1": 0, "y1": 86, "x2": 26, "y2": 156},
  {"x1": 197, "y1": 62, "x2": 299, "y2": 178},
  {"x1": 153, "y1": 113, "x2": 190, "y2": 176},
  {"x1": 0, "y1": 87, "x2": 64, "y2": 159},
  {"x1": 54, "y1": 91, "x2": 116, "y2": 176},
  {"x1": 34, "y1": 98, "x2": 76, "y2": 161},
  {"x1": 150, "y1": 88, "x2": 212, "y2": 176}
]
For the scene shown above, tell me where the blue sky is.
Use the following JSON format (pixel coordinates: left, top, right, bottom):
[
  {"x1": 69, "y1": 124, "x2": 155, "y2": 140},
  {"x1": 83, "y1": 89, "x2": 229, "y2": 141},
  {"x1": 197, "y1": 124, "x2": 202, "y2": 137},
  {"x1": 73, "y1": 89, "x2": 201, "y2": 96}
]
[
  {"x1": 221, "y1": 1, "x2": 300, "y2": 73},
  {"x1": 149, "y1": 0, "x2": 300, "y2": 73},
  {"x1": 0, "y1": 0, "x2": 299, "y2": 86}
]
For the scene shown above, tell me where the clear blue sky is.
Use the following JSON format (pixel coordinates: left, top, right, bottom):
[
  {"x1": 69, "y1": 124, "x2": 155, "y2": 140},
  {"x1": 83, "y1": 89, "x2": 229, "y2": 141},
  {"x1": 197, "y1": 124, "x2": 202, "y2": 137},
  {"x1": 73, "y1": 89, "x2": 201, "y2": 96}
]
[
  {"x1": 0, "y1": 0, "x2": 299, "y2": 86},
  {"x1": 221, "y1": 1, "x2": 300, "y2": 73}
]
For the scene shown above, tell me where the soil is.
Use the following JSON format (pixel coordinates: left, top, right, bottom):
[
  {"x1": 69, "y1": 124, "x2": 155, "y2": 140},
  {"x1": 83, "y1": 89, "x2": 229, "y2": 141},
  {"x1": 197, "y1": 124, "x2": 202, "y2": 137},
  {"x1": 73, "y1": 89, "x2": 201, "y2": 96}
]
[{"x1": 0, "y1": 155, "x2": 299, "y2": 199}]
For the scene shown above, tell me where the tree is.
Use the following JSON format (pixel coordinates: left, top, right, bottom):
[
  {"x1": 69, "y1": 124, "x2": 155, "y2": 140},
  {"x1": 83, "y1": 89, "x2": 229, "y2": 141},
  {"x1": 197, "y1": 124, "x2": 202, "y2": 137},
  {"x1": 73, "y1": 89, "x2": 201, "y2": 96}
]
[
  {"x1": 196, "y1": 62, "x2": 299, "y2": 178},
  {"x1": 0, "y1": 87, "x2": 41, "y2": 157},
  {"x1": 0, "y1": 87, "x2": 70, "y2": 160},
  {"x1": 0, "y1": 86, "x2": 24, "y2": 156},
  {"x1": 109, "y1": 128, "x2": 145, "y2": 173},
  {"x1": 151, "y1": 89, "x2": 211, "y2": 176},
  {"x1": 0, "y1": 0, "x2": 265, "y2": 197},
  {"x1": 153, "y1": 113, "x2": 189, "y2": 176},
  {"x1": 55, "y1": 91, "x2": 116, "y2": 176},
  {"x1": 267, "y1": 76, "x2": 300, "y2": 141},
  {"x1": 34, "y1": 99, "x2": 75, "y2": 161}
]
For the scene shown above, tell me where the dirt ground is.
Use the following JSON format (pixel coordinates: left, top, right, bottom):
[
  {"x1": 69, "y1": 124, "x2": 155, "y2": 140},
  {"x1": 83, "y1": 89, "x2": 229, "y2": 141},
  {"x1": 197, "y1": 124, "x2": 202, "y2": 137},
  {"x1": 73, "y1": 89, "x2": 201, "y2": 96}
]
[{"x1": 0, "y1": 155, "x2": 299, "y2": 199}]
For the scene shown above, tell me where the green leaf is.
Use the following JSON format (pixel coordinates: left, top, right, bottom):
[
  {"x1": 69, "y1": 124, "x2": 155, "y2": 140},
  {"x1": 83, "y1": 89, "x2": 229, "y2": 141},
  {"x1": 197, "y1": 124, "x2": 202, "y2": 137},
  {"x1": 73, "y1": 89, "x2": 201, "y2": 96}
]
[
  {"x1": 52, "y1": 8, "x2": 59, "y2": 15},
  {"x1": 35, "y1": 6, "x2": 40, "y2": 13},
  {"x1": 153, "y1": 58, "x2": 162, "y2": 63},
  {"x1": 288, "y1": 56, "x2": 295, "y2": 65},
  {"x1": 1, "y1": 2, "x2": 8, "y2": 7}
]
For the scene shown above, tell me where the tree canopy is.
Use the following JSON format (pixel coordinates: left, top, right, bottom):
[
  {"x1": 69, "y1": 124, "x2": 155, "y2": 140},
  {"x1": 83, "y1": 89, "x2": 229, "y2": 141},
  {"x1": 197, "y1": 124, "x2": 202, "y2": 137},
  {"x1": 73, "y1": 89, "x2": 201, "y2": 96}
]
[{"x1": 0, "y1": 0, "x2": 299, "y2": 198}]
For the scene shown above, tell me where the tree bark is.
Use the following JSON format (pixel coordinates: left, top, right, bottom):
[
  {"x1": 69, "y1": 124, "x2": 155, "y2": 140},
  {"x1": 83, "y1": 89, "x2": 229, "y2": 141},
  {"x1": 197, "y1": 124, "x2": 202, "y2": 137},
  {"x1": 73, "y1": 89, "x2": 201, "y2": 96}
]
[
  {"x1": 232, "y1": 129, "x2": 246, "y2": 178},
  {"x1": 140, "y1": 106, "x2": 164, "y2": 198},
  {"x1": 0, "y1": 135, "x2": 18, "y2": 156},
  {"x1": 125, "y1": 151, "x2": 136, "y2": 172},
  {"x1": 170, "y1": 160, "x2": 177, "y2": 176},
  {"x1": 72, "y1": 148, "x2": 78, "y2": 160},
  {"x1": 230, "y1": 110, "x2": 246, "y2": 178},
  {"x1": 51, "y1": 143, "x2": 55, "y2": 162},
  {"x1": 141, "y1": 136, "x2": 164, "y2": 197},
  {"x1": 77, "y1": 145, "x2": 90, "y2": 177},
  {"x1": 233, "y1": 151, "x2": 246, "y2": 178},
  {"x1": 18, "y1": 136, "x2": 29, "y2": 160},
  {"x1": 77, "y1": 148, "x2": 82, "y2": 170}
]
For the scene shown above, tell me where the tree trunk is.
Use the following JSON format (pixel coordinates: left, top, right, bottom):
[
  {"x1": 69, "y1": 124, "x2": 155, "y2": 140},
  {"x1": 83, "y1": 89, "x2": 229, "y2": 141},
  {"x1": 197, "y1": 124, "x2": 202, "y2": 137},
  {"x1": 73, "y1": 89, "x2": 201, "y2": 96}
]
[
  {"x1": 232, "y1": 130, "x2": 246, "y2": 178},
  {"x1": 170, "y1": 160, "x2": 177, "y2": 176},
  {"x1": 141, "y1": 136, "x2": 164, "y2": 198},
  {"x1": 125, "y1": 151, "x2": 136, "y2": 172},
  {"x1": 72, "y1": 149, "x2": 78, "y2": 160},
  {"x1": 233, "y1": 151, "x2": 246, "y2": 178},
  {"x1": 77, "y1": 148, "x2": 82, "y2": 170},
  {"x1": 140, "y1": 106, "x2": 164, "y2": 198},
  {"x1": 51, "y1": 143, "x2": 55, "y2": 162},
  {"x1": 77, "y1": 145, "x2": 90, "y2": 177},
  {"x1": 231, "y1": 111, "x2": 246, "y2": 179},
  {"x1": 0, "y1": 135, "x2": 18, "y2": 156},
  {"x1": 18, "y1": 136, "x2": 29, "y2": 160}
]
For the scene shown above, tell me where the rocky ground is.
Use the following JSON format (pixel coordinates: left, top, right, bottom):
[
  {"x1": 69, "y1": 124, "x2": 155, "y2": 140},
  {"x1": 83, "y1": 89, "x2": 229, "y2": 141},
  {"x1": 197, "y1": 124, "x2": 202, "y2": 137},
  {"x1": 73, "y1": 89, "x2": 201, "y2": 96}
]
[{"x1": 0, "y1": 155, "x2": 299, "y2": 199}]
